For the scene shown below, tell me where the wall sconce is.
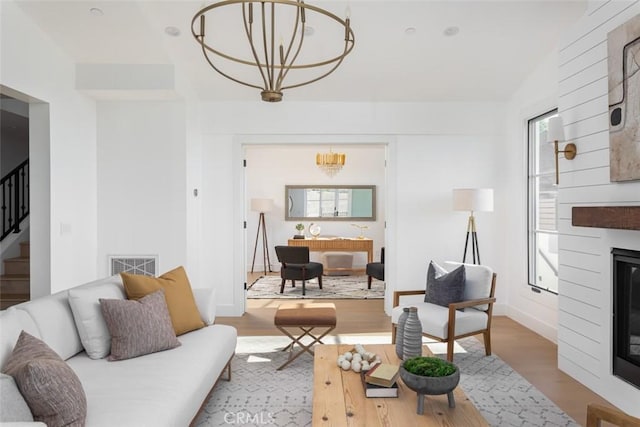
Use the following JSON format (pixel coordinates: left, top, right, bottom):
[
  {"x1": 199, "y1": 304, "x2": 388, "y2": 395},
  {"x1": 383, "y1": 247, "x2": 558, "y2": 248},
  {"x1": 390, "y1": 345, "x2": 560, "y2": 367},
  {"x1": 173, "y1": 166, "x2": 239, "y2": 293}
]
[{"x1": 547, "y1": 116, "x2": 577, "y2": 185}]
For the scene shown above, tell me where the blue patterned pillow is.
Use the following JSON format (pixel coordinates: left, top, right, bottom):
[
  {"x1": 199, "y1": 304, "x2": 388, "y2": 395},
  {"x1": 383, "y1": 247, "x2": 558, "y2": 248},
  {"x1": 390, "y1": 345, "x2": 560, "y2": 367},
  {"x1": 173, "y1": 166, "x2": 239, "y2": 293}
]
[{"x1": 424, "y1": 261, "x2": 466, "y2": 307}]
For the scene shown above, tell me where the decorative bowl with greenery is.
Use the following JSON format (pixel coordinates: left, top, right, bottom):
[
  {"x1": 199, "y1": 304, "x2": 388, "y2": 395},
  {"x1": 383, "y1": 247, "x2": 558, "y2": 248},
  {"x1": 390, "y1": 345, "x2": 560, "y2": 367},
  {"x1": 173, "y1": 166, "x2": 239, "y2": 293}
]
[
  {"x1": 295, "y1": 223, "x2": 305, "y2": 231},
  {"x1": 400, "y1": 356, "x2": 460, "y2": 414},
  {"x1": 403, "y1": 356, "x2": 457, "y2": 377}
]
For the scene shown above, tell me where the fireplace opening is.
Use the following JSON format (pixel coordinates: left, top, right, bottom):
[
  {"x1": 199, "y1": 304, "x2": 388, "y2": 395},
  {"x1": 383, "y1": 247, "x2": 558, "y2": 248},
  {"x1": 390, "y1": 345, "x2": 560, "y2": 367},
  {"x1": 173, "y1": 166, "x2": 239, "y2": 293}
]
[{"x1": 613, "y1": 248, "x2": 640, "y2": 389}]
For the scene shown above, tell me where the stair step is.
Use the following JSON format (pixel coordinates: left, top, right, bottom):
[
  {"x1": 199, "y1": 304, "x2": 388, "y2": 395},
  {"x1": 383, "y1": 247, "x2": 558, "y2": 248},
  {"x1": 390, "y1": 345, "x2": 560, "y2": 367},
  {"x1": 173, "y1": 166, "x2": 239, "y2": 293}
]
[
  {"x1": 20, "y1": 242, "x2": 30, "y2": 258},
  {"x1": 1, "y1": 274, "x2": 30, "y2": 296},
  {"x1": 3, "y1": 257, "x2": 29, "y2": 275},
  {"x1": 1, "y1": 242, "x2": 30, "y2": 309},
  {"x1": 0, "y1": 274, "x2": 29, "y2": 279},
  {"x1": 0, "y1": 295, "x2": 29, "y2": 310}
]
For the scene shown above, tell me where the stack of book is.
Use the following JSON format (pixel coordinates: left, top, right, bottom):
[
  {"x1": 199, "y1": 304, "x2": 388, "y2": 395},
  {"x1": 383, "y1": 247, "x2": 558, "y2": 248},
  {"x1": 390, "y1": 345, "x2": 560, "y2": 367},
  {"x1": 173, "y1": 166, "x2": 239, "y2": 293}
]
[{"x1": 361, "y1": 362, "x2": 400, "y2": 398}]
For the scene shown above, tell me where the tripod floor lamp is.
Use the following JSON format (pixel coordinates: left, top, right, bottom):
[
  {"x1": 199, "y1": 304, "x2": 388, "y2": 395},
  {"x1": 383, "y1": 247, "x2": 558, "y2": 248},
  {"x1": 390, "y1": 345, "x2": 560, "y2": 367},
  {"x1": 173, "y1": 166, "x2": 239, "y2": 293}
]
[
  {"x1": 250, "y1": 198, "x2": 274, "y2": 274},
  {"x1": 453, "y1": 188, "x2": 494, "y2": 265}
]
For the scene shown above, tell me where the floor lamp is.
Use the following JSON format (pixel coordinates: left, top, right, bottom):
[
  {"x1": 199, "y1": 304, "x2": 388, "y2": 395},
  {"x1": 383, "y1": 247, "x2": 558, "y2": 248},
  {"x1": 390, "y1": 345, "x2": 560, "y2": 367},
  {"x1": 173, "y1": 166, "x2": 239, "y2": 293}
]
[
  {"x1": 453, "y1": 188, "x2": 494, "y2": 265},
  {"x1": 250, "y1": 198, "x2": 274, "y2": 274}
]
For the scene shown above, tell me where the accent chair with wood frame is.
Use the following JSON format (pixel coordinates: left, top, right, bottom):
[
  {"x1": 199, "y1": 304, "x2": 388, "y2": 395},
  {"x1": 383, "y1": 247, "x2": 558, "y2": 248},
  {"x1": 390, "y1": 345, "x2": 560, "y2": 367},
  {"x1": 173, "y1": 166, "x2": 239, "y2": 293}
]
[
  {"x1": 275, "y1": 245, "x2": 323, "y2": 296},
  {"x1": 586, "y1": 403, "x2": 640, "y2": 427},
  {"x1": 391, "y1": 262, "x2": 497, "y2": 362}
]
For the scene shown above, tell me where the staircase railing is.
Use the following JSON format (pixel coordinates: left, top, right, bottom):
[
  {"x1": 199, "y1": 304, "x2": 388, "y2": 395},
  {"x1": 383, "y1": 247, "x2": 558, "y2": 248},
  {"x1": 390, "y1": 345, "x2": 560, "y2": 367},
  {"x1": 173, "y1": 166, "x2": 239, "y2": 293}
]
[{"x1": 1, "y1": 159, "x2": 29, "y2": 241}]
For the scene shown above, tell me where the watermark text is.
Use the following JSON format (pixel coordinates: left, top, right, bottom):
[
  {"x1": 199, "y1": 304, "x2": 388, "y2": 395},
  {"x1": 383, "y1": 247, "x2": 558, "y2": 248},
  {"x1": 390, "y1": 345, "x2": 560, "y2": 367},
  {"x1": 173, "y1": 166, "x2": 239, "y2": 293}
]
[{"x1": 224, "y1": 411, "x2": 275, "y2": 425}]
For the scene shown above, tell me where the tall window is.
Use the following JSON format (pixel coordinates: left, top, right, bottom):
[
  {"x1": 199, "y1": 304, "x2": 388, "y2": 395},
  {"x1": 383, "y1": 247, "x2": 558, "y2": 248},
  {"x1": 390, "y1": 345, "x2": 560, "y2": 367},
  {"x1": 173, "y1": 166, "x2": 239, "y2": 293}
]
[{"x1": 528, "y1": 110, "x2": 559, "y2": 294}]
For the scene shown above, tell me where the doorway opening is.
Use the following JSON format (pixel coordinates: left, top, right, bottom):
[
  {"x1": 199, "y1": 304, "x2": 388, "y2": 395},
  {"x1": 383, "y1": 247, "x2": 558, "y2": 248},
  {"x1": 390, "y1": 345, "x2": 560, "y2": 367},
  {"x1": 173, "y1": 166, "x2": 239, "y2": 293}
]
[
  {"x1": 243, "y1": 143, "x2": 388, "y2": 304},
  {"x1": 0, "y1": 85, "x2": 51, "y2": 304}
]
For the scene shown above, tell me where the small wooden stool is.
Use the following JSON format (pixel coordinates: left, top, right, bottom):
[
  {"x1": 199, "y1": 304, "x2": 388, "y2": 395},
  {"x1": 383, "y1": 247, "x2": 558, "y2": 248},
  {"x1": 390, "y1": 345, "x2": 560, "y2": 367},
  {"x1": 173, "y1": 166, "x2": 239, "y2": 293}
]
[{"x1": 274, "y1": 302, "x2": 337, "y2": 370}]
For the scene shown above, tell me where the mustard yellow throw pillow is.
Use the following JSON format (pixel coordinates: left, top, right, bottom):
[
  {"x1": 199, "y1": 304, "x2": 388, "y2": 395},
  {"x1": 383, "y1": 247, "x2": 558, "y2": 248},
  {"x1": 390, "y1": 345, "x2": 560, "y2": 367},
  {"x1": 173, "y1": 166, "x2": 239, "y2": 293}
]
[{"x1": 121, "y1": 266, "x2": 205, "y2": 336}]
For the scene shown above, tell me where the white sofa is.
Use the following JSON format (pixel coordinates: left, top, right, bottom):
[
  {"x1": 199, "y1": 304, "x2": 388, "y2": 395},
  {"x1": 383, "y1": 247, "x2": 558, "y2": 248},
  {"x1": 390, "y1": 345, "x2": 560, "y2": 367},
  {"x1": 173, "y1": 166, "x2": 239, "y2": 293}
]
[{"x1": 0, "y1": 275, "x2": 237, "y2": 426}]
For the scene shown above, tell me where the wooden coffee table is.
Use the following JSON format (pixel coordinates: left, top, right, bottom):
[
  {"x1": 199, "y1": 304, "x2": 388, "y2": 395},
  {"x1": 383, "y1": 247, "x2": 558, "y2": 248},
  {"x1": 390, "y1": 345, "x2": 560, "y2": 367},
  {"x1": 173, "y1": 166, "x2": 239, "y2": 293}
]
[{"x1": 312, "y1": 344, "x2": 488, "y2": 426}]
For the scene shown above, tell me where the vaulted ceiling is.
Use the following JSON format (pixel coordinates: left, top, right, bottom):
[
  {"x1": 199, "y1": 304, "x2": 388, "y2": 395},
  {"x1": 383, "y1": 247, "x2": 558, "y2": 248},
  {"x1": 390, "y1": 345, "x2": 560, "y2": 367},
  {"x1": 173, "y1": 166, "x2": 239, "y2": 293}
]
[{"x1": 16, "y1": 0, "x2": 587, "y2": 102}]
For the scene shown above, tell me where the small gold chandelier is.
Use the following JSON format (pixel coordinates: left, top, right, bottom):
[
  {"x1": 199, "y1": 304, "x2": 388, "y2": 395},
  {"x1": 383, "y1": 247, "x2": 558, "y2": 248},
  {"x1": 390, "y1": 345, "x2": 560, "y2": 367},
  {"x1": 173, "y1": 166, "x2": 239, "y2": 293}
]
[
  {"x1": 316, "y1": 148, "x2": 345, "y2": 177},
  {"x1": 192, "y1": 0, "x2": 355, "y2": 102}
]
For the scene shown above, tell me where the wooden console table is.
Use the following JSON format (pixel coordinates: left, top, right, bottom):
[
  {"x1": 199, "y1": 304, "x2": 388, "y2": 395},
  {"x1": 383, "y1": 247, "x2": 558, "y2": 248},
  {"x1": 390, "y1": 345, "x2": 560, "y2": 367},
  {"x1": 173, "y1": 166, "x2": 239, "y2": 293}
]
[
  {"x1": 312, "y1": 344, "x2": 487, "y2": 426},
  {"x1": 287, "y1": 238, "x2": 374, "y2": 263}
]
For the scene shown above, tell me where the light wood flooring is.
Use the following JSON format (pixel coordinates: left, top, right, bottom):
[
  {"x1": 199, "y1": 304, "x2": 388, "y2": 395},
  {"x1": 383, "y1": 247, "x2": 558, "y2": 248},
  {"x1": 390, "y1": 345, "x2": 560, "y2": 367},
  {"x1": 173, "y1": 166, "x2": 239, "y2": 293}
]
[{"x1": 216, "y1": 272, "x2": 617, "y2": 426}]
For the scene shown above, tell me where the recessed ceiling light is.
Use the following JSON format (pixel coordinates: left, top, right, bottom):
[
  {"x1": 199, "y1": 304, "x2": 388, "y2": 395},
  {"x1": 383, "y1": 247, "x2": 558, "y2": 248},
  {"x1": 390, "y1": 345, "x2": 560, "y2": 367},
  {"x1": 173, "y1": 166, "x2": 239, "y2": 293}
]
[
  {"x1": 443, "y1": 26, "x2": 459, "y2": 37},
  {"x1": 89, "y1": 7, "x2": 103, "y2": 16},
  {"x1": 164, "y1": 26, "x2": 181, "y2": 37},
  {"x1": 405, "y1": 27, "x2": 416, "y2": 36}
]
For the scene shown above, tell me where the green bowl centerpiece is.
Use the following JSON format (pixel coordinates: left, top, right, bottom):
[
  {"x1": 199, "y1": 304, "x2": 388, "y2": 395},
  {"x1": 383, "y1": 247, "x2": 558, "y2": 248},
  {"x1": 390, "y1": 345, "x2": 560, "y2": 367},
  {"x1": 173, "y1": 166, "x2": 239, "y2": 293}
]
[{"x1": 400, "y1": 356, "x2": 460, "y2": 414}]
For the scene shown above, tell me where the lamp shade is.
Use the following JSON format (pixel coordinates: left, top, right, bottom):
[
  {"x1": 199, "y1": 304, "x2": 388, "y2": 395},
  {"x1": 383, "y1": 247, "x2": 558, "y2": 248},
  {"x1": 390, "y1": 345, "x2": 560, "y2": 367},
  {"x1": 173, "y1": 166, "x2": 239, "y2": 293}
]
[
  {"x1": 250, "y1": 198, "x2": 274, "y2": 213},
  {"x1": 546, "y1": 116, "x2": 565, "y2": 143},
  {"x1": 452, "y1": 188, "x2": 494, "y2": 212}
]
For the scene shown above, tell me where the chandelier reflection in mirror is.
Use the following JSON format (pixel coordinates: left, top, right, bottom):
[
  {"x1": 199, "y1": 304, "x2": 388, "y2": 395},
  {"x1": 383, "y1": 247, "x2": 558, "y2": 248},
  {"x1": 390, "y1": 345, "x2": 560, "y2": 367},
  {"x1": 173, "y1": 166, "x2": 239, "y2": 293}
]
[{"x1": 192, "y1": 0, "x2": 355, "y2": 102}]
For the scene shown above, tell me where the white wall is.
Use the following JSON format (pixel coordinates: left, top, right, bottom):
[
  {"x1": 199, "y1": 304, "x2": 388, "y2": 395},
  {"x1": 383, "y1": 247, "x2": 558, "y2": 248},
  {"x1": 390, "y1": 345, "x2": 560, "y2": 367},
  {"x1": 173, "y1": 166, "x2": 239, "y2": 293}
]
[
  {"x1": 394, "y1": 133, "x2": 502, "y2": 294},
  {"x1": 503, "y1": 1, "x2": 640, "y2": 412},
  {"x1": 504, "y1": 50, "x2": 564, "y2": 343},
  {"x1": 555, "y1": 0, "x2": 640, "y2": 416},
  {"x1": 245, "y1": 144, "x2": 386, "y2": 271},
  {"x1": 29, "y1": 104, "x2": 50, "y2": 299},
  {"x1": 1, "y1": 0, "x2": 98, "y2": 295},
  {"x1": 96, "y1": 101, "x2": 187, "y2": 279},
  {"x1": 194, "y1": 101, "x2": 508, "y2": 316}
]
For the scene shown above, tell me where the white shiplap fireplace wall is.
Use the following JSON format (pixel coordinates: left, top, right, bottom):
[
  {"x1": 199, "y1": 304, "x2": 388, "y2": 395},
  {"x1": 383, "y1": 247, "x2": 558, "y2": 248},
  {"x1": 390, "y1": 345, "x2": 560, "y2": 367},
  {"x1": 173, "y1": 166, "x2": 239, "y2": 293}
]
[{"x1": 558, "y1": 0, "x2": 640, "y2": 415}]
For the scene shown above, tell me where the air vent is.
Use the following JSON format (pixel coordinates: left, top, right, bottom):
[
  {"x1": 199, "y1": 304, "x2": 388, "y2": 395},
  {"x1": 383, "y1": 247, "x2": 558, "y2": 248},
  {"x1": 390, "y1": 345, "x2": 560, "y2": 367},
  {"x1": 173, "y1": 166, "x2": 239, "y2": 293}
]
[{"x1": 109, "y1": 256, "x2": 158, "y2": 276}]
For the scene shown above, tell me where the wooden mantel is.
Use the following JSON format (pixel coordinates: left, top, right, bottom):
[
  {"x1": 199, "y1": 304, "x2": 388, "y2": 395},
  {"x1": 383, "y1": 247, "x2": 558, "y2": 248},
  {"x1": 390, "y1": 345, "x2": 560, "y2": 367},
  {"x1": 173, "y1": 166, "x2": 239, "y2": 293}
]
[{"x1": 572, "y1": 206, "x2": 640, "y2": 230}]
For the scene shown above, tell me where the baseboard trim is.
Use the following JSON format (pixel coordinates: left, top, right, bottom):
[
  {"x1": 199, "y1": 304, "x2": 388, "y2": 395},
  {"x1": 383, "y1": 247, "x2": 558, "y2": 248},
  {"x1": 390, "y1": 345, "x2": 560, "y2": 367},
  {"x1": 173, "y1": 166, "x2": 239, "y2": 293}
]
[
  {"x1": 216, "y1": 304, "x2": 244, "y2": 317},
  {"x1": 492, "y1": 303, "x2": 507, "y2": 316},
  {"x1": 506, "y1": 306, "x2": 557, "y2": 343}
]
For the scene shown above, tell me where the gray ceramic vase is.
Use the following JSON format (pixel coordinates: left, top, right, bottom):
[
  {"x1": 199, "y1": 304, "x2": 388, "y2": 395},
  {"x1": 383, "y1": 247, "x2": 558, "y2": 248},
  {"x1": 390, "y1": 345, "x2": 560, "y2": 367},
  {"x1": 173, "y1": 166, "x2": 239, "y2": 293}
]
[
  {"x1": 402, "y1": 307, "x2": 422, "y2": 360},
  {"x1": 395, "y1": 307, "x2": 410, "y2": 359},
  {"x1": 399, "y1": 365, "x2": 460, "y2": 414}
]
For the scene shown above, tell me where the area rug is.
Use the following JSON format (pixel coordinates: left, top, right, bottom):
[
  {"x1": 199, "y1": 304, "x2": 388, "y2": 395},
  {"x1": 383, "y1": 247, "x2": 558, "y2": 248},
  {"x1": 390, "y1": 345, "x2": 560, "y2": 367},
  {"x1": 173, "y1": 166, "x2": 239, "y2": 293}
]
[
  {"x1": 193, "y1": 335, "x2": 579, "y2": 427},
  {"x1": 247, "y1": 275, "x2": 384, "y2": 299}
]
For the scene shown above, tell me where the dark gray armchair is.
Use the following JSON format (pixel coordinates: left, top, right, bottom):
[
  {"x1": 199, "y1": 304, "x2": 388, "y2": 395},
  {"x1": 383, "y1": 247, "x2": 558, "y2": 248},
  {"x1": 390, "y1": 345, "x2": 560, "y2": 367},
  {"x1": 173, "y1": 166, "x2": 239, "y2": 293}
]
[
  {"x1": 366, "y1": 247, "x2": 385, "y2": 289},
  {"x1": 274, "y1": 246, "x2": 323, "y2": 296}
]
